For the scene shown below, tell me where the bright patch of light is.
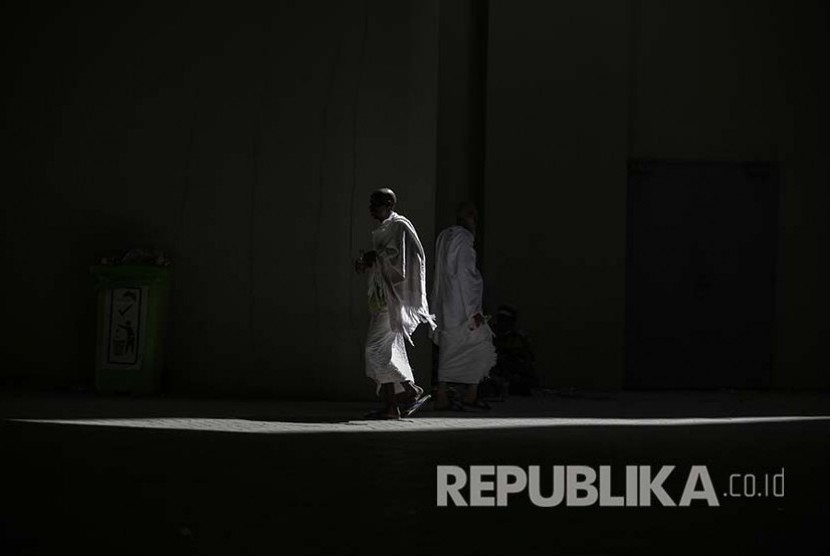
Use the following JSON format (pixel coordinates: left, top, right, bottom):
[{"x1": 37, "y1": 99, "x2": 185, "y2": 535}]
[{"x1": 7, "y1": 415, "x2": 830, "y2": 435}]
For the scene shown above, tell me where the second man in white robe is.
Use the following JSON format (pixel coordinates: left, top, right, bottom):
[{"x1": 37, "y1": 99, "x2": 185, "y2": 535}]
[{"x1": 430, "y1": 203, "x2": 496, "y2": 410}]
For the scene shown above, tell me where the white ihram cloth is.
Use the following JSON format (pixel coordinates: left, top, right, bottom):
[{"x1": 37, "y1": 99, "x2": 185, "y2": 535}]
[
  {"x1": 430, "y1": 225, "x2": 496, "y2": 384},
  {"x1": 365, "y1": 212, "x2": 436, "y2": 394}
]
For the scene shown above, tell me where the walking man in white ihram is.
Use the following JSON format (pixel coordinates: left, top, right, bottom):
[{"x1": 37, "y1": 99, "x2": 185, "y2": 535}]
[
  {"x1": 430, "y1": 202, "x2": 496, "y2": 411},
  {"x1": 354, "y1": 188, "x2": 435, "y2": 419}
]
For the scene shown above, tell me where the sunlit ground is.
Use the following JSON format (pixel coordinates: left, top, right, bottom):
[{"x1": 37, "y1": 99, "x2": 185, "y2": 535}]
[
  {"x1": 2, "y1": 391, "x2": 829, "y2": 555},
  {"x1": 8, "y1": 414, "x2": 830, "y2": 434}
]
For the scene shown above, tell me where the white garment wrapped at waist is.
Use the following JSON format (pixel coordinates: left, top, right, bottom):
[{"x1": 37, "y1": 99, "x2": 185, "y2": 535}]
[
  {"x1": 365, "y1": 307, "x2": 414, "y2": 395},
  {"x1": 430, "y1": 225, "x2": 495, "y2": 384},
  {"x1": 435, "y1": 319, "x2": 497, "y2": 384}
]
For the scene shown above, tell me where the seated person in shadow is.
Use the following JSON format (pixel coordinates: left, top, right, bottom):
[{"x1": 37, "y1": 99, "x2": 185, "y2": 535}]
[{"x1": 486, "y1": 304, "x2": 537, "y2": 398}]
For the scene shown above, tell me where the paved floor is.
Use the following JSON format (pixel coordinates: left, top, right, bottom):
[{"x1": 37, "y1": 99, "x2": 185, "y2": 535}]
[{"x1": 1, "y1": 390, "x2": 829, "y2": 555}]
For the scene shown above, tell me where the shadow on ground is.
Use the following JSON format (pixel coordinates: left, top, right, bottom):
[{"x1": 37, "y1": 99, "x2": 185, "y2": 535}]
[{"x1": 1, "y1": 390, "x2": 829, "y2": 555}]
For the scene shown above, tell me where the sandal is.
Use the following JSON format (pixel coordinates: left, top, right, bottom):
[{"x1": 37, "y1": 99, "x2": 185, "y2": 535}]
[
  {"x1": 400, "y1": 394, "x2": 431, "y2": 417},
  {"x1": 396, "y1": 383, "x2": 425, "y2": 406},
  {"x1": 433, "y1": 399, "x2": 466, "y2": 412},
  {"x1": 460, "y1": 400, "x2": 491, "y2": 411}
]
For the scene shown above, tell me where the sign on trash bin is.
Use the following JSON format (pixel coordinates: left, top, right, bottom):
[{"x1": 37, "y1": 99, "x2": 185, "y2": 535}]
[
  {"x1": 92, "y1": 257, "x2": 170, "y2": 395},
  {"x1": 101, "y1": 286, "x2": 149, "y2": 369}
]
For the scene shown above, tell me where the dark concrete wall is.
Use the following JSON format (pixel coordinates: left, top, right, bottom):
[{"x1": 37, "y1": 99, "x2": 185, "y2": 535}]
[
  {"x1": 3, "y1": 1, "x2": 827, "y2": 396},
  {"x1": 630, "y1": 1, "x2": 830, "y2": 389},
  {"x1": 435, "y1": 0, "x2": 488, "y2": 234},
  {"x1": 484, "y1": 0, "x2": 631, "y2": 389},
  {"x1": 484, "y1": 0, "x2": 829, "y2": 389},
  {"x1": 1, "y1": 1, "x2": 439, "y2": 398}
]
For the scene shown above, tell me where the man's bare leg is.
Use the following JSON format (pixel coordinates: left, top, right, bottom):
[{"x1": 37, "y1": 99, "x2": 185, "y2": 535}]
[
  {"x1": 434, "y1": 382, "x2": 451, "y2": 409},
  {"x1": 459, "y1": 382, "x2": 490, "y2": 410},
  {"x1": 381, "y1": 383, "x2": 401, "y2": 418},
  {"x1": 461, "y1": 383, "x2": 478, "y2": 404}
]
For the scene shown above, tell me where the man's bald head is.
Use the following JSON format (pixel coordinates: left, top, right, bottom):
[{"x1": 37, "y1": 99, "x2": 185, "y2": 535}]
[
  {"x1": 455, "y1": 201, "x2": 478, "y2": 233},
  {"x1": 370, "y1": 188, "x2": 397, "y2": 208},
  {"x1": 369, "y1": 188, "x2": 397, "y2": 221},
  {"x1": 456, "y1": 201, "x2": 478, "y2": 220}
]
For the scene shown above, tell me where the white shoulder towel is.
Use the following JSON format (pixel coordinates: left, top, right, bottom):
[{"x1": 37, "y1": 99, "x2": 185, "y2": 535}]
[{"x1": 369, "y1": 211, "x2": 437, "y2": 345}]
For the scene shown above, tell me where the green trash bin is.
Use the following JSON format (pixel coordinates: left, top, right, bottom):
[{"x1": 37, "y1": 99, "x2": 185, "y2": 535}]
[{"x1": 92, "y1": 264, "x2": 171, "y2": 395}]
